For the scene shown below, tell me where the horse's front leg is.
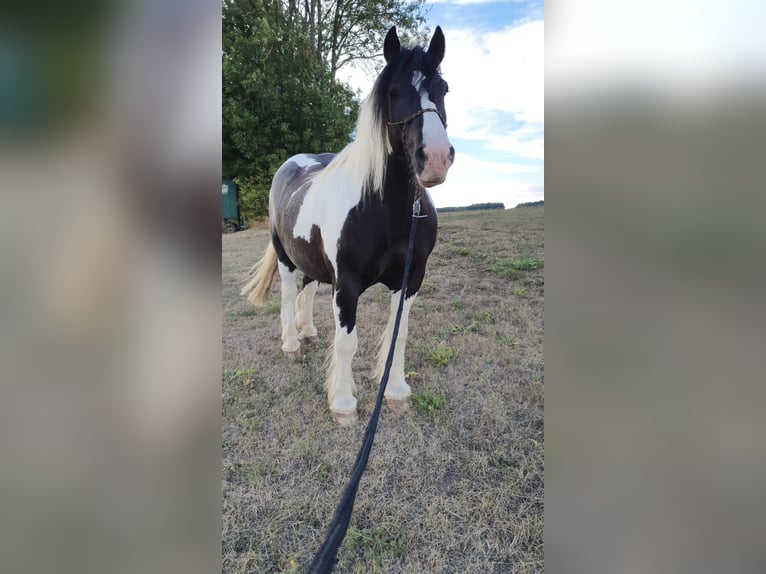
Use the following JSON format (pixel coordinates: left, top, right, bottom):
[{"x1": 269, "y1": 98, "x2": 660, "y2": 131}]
[
  {"x1": 326, "y1": 283, "x2": 360, "y2": 426},
  {"x1": 374, "y1": 291, "x2": 416, "y2": 412}
]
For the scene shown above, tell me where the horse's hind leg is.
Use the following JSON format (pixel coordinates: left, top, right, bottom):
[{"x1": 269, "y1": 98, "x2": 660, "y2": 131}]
[
  {"x1": 374, "y1": 291, "x2": 417, "y2": 412},
  {"x1": 295, "y1": 277, "x2": 318, "y2": 344},
  {"x1": 277, "y1": 262, "x2": 301, "y2": 357}
]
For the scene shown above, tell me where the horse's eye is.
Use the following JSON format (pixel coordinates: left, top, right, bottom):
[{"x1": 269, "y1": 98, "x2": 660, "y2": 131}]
[
  {"x1": 430, "y1": 80, "x2": 448, "y2": 97},
  {"x1": 390, "y1": 88, "x2": 400, "y2": 98}
]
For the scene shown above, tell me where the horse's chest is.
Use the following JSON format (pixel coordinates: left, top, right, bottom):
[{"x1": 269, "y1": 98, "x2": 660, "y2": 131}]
[{"x1": 355, "y1": 225, "x2": 436, "y2": 290}]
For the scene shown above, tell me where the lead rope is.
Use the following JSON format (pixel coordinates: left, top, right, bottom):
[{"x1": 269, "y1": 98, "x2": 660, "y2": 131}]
[{"x1": 306, "y1": 196, "x2": 424, "y2": 574}]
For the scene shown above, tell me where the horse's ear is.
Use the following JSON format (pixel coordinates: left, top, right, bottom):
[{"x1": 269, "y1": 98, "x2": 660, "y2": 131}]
[
  {"x1": 427, "y1": 26, "x2": 445, "y2": 65},
  {"x1": 384, "y1": 26, "x2": 400, "y2": 63}
]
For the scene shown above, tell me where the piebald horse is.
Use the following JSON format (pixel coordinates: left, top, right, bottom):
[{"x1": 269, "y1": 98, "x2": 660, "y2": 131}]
[{"x1": 242, "y1": 26, "x2": 454, "y2": 425}]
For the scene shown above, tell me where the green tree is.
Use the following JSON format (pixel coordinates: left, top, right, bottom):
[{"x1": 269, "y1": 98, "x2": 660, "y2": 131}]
[
  {"x1": 223, "y1": 1, "x2": 357, "y2": 221},
  {"x1": 222, "y1": 0, "x2": 428, "y2": 222},
  {"x1": 300, "y1": 0, "x2": 429, "y2": 84}
]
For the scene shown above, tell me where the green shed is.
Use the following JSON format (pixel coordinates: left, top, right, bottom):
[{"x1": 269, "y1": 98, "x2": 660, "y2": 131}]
[{"x1": 222, "y1": 179, "x2": 240, "y2": 233}]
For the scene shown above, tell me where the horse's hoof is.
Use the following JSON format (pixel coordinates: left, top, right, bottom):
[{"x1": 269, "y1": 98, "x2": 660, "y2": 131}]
[
  {"x1": 283, "y1": 350, "x2": 300, "y2": 361},
  {"x1": 385, "y1": 397, "x2": 411, "y2": 413},
  {"x1": 331, "y1": 410, "x2": 358, "y2": 426},
  {"x1": 300, "y1": 335, "x2": 317, "y2": 346}
]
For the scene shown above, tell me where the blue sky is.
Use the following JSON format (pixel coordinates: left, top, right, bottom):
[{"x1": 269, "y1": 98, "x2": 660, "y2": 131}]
[{"x1": 341, "y1": 1, "x2": 544, "y2": 208}]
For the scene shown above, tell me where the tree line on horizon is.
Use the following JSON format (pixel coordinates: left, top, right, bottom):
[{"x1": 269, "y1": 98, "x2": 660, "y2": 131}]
[
  {"x1": 434, "y1": 200, "x2": 544, "y2": 213},
  {"x1": 437, "y1": 202, "x2": 506, "y2": 213}
]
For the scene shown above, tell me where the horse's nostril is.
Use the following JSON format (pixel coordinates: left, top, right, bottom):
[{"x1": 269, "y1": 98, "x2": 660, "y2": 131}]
[
  {"x1": 415, "y1": 145, "x2": 426, "y2": 168},
  {"x1": 448, "y1": 146, "x2": 455, "y2": 161}
]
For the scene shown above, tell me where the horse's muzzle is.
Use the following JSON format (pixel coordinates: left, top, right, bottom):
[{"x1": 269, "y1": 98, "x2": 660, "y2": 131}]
[{"x1": 418, "y1": 143, "x2": 454, "y2": 187}]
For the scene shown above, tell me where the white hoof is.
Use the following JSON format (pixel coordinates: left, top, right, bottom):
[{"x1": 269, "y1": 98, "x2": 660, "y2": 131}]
[
  {"x1": 331, "y1": 410, "x2": 358, "y2": 426},
  {"x1": 283, "y1": 349, "x2": 300, "y2": 361},
  {"x1": 385, "y1": 397, "x2": 411, "y2": 413}
]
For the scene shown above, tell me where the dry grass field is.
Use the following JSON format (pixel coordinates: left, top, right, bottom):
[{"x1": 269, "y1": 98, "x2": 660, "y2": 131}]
[{"x1": 222, "y1": 206, "x2": 544, "y2": 573}]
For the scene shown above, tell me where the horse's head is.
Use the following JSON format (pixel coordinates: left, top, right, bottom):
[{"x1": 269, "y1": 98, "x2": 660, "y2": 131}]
[{"x1": 380, "y1": 26, "x2": 454, "y2": 188}]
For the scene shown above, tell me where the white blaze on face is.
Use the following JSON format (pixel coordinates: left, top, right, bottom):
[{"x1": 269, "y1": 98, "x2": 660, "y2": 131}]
[
  {"x1": 411, "y1": 71, "x2": 425, "y2": 91},
  {"x1": 411, "y1": 71, "x2": 452, "y2": 186}
]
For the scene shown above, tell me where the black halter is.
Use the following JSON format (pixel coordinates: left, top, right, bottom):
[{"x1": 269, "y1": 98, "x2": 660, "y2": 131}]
[
  {"x1": 386, "y1": 101, "x2": 448, "y2": 167},
  {"x1": 387, "y1": 107, "x2": 447, "y2": 129}
]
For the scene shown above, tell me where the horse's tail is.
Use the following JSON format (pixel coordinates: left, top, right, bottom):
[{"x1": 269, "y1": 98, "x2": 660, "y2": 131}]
[{"x1": 241, "y1": 241, "x2": 279, "y2": 306}]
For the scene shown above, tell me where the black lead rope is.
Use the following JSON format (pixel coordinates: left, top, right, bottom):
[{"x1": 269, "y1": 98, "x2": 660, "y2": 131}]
[{"x1": 307, "y1": 196, "x2": 424, "y2": 574}]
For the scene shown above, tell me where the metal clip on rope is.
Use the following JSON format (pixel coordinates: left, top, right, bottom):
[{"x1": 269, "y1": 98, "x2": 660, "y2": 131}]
[{"x1": 413, "y1": 198, "x2": 427, "y2": 218}]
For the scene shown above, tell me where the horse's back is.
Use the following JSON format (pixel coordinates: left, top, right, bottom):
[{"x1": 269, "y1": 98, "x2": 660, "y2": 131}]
[
  {"x1": 273, "y1": 153, "x2": 335, "y2": 191},
  {"x1": 281, "y1": 153, "x2": 336, "y2": 173},
  {"x1": 270, "y1": 153, "x2": 335, "y2": 219}
]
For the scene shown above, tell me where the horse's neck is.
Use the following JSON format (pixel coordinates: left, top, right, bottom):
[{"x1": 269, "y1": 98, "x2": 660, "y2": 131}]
[{"x1": 379, "y1": 154, "x2": 418, "y2": 211}]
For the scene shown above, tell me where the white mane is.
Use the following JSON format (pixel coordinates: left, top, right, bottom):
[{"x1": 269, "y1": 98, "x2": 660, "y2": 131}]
[{"x1": 313, "y1": 93, "x2": 391, "y2": 199}]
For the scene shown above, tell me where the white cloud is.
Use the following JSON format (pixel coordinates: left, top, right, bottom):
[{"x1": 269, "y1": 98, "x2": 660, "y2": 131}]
[
  {"x1": 449, "y1": 153, "x2": 540, "y2": 175},
  {"x1": 442, "y1": 20, "x2": 544, "y2": 132},
  {"x1": 440, "y1": 20, "x2": 544, "y2": 162},
  {"x1": 336, "y1": 64, "x2": 376, "y2": 97},
  {"x1": 486, "y1": 133, "x2": 543, "y2": 160}
]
